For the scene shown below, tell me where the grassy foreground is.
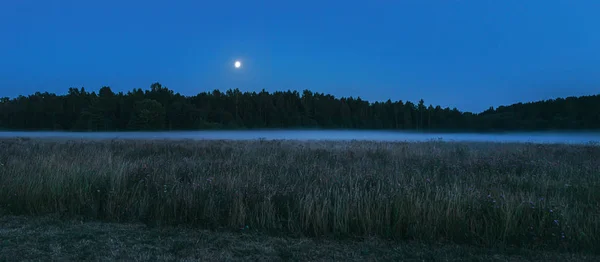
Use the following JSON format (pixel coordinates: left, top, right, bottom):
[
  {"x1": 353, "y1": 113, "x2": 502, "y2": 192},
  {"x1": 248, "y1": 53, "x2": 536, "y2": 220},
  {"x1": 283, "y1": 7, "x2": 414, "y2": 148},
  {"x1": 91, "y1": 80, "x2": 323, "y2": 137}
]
[
  {"x1": 0, "y1": 138, "x2": 599, "y2": 256},
  {"x1": 2, "y1": 214, "x2": 598, "y2": 261}
]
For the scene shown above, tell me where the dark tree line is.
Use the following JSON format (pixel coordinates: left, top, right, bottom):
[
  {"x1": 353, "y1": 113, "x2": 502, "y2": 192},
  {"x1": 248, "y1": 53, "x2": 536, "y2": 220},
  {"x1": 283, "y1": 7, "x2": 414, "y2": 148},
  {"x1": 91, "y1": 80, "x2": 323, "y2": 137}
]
[{"x1": 0, "y1": 83, "x2": 599, "y2": 131}]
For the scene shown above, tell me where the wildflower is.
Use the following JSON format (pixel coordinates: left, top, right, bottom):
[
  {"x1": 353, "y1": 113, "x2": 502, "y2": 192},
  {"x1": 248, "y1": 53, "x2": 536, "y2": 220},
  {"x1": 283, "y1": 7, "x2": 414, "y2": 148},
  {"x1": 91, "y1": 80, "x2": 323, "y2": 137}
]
[
  {"x1": 549, "y1": 209, "x2": 553, "y2": 213},
  {"x1": 500, "y1": 194, "x2": 505, "y2": 199},
  {"x1": 426, "y1": 178, "x2": 431, "y2": 183},
  {"x1": 487, "y1": 194, "x2": 492, "y2": 198},
  {"x1": 539, "y1": 197, "x2": 544, "y2": 201},
  {"x1": 492, "y1": 200, "x2": 496, "y2": 203},
  {"x1": 554, "y1": 219, "x2": 559, "y2": 225}
]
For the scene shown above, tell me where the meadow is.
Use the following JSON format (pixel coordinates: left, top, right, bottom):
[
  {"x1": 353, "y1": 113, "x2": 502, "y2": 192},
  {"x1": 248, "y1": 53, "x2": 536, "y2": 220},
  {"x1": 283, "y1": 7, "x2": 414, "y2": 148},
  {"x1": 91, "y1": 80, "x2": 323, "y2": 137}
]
[{"x1": 1, "y1": 138, "x2": 599, "y2": 259}]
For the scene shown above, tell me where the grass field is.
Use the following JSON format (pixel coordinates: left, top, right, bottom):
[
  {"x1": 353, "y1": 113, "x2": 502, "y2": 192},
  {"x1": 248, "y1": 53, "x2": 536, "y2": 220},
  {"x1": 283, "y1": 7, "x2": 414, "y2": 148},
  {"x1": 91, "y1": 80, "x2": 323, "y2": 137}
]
[
  {"x1": 1, "y1": 138, "x2": 599, "y2": 260},
  {"x1": 2, "y1": 214, "x2": 598, "y2": 261}
]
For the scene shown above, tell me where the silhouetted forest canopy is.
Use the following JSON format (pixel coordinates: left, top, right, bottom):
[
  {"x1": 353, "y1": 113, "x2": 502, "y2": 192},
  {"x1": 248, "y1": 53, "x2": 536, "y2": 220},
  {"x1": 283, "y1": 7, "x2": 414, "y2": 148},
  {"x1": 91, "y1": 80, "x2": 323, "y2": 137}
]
[{"x1": 0, "y1": 83, "x2": 599, "y2": 131}]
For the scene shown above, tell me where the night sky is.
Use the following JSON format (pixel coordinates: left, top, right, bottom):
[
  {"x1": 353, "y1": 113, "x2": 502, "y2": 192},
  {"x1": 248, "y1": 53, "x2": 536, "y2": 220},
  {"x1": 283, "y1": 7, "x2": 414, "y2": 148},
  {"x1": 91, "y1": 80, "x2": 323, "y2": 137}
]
[{"x1": 1, "y1": 0, "x2": 599, "y2": 113}]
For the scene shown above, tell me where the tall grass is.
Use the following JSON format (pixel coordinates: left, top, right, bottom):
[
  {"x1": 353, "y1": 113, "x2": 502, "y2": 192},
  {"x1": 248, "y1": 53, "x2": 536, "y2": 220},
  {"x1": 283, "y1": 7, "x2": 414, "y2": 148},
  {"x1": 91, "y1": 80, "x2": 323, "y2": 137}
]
[{"x1": 0, "y1": 138, "x2": 599, "y2": 252}]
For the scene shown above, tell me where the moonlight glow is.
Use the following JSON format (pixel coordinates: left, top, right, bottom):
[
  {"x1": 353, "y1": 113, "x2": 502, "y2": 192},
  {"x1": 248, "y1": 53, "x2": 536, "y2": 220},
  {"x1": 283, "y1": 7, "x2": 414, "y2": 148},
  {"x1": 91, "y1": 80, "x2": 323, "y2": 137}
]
[{"x1": 234, "y1": 61, "x2": 241, "y2": 68}]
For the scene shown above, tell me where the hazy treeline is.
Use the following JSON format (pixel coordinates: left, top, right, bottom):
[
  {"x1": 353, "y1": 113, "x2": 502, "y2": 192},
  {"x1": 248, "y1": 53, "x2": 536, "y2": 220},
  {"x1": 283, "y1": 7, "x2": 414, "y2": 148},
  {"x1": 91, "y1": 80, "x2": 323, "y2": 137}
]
[{"x1": 0, "y1": 82, "x2": 598, "y2": 131}]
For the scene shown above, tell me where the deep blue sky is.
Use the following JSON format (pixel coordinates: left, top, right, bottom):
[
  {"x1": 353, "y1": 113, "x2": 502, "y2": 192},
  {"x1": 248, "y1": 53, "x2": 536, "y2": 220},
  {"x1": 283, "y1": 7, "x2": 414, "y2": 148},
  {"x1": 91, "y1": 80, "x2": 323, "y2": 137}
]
[{"x1": 1, "y1": 0, "x2": 599, "y2": 113}]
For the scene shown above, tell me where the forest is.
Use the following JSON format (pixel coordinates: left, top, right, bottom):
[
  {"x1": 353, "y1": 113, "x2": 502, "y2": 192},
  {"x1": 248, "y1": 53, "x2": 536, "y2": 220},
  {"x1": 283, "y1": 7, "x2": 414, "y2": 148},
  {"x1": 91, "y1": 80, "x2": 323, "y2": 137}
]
[{"x1": 0, "y1": 82, "x2": 598, "y2": 131}]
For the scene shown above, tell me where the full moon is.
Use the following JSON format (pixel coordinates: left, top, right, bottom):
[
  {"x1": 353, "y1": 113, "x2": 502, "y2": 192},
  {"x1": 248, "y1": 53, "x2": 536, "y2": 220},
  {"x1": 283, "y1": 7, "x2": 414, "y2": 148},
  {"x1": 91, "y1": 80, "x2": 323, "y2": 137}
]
[{"x1": 234, "y1": 61, "x2": 241, "y2": 68}]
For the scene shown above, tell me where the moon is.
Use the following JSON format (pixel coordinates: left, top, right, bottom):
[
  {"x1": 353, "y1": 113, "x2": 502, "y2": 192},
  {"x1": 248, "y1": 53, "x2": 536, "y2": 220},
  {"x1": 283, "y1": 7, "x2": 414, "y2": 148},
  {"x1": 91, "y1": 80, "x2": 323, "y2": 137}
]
[{"x1": 234, "y1": 60, "x2": 242, "y2": 68}]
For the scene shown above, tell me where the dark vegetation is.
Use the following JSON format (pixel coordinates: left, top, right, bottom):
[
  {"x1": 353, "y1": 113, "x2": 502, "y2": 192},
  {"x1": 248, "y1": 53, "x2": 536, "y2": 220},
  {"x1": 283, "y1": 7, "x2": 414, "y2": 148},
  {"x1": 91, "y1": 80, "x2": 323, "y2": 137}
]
[
  {"x1": 2, "y1": 215, "x2": 597, "y2": 261},
  {"x1": 1, "y1": 139, "x2": 599, "y2": 255},
  {"x1": 0, "y1": 83, "x2": 599, "y2": 131}
]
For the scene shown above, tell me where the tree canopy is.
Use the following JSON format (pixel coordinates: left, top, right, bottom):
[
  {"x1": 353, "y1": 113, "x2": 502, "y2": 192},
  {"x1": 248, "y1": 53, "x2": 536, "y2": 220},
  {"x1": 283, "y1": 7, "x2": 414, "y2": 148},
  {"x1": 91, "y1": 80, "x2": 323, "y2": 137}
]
[{"x1": 0, "y1": 83, "x2": 598, "y2": 131}]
